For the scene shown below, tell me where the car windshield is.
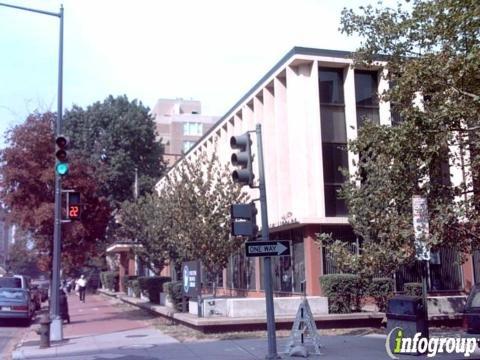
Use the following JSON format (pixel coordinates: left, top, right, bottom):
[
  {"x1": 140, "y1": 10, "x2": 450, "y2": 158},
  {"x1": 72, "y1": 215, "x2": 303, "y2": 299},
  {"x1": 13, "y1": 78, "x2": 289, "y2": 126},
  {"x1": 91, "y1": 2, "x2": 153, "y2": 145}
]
[
  {"x1": 0, "y1": 278, "x2": 22, "y2": 288},
  {"x1": 0, "y1": 289, "x2": 26, "y2": 301}
]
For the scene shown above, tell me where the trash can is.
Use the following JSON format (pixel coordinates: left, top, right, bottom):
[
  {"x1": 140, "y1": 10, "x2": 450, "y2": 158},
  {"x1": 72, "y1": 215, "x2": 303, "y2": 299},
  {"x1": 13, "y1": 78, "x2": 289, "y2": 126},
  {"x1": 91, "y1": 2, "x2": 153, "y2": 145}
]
[
  {"x1": 386, "y1": 295, "x2": 428, "y2": 341},
  {"x1": 464, "y1": 284, "x2": 480, "y2": 334}
]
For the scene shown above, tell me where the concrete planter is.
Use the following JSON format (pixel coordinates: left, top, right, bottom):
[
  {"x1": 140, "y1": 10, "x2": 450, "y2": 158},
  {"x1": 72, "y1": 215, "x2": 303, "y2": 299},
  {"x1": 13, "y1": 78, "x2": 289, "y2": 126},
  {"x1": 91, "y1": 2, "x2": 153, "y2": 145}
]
[
  {"x1": 189, "y1": 296, "x2": 328, "y2": 318},
  {"x1": 159, "y1": 293, "x2": 174, "y2": 309}
]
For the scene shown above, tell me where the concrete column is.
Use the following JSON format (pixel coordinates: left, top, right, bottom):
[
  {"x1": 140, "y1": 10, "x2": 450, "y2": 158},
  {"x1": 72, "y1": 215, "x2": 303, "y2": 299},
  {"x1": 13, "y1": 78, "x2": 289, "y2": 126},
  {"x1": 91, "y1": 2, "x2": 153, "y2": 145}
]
[
  {"x1": 378, "y1": 68, "x2": 391, "y2": 126},
  {"x1": 344, "y1": 66, "x2": 359, "y2": 179},
  {"x1": 303, "y1": 225, "x2": 323, "y2": 296},
  {"x1": 462, "y1": 254, "x2": 475, "y2": 292},
  {"x1": 118, "y1": 253, "x2": 128, "y2": 293}
]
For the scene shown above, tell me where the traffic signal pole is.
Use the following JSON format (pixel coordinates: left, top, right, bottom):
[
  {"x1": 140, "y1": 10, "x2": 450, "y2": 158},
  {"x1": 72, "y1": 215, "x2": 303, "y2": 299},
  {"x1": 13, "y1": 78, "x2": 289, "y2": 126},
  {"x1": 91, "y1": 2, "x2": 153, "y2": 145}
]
[
  {"x1": 0, "y1": 1, "x2": 65, "y2": 342},
  {"x1": 255, "y1": 124, "x2": 278, "y2": 359},
  {"x1": 51, "y1": 4, "x2": 64, "y2": 342}
]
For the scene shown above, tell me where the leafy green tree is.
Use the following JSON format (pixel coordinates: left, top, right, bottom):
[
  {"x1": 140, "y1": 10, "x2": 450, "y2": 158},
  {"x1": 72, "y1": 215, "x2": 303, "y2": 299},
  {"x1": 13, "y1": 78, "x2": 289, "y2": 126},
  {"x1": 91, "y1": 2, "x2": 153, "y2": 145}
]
[
  {"x1": 63, "y1": 95, "x2": 165, "y2": 208},
  {"x1": 6, "y1": 229, "x2": 42, "y2": 277},
  {"x1": 116, "y1": 193, "x2": 176, "y2": 275},
  {"x1": 318, "y1": 0, "x2": 480, "y2": 277},
  {"x1": 0, "y1": 112, "x2": 111, "y2": 271},
  {"x1": 117, "y1": 149, "x2": 247, "y2": 292}
]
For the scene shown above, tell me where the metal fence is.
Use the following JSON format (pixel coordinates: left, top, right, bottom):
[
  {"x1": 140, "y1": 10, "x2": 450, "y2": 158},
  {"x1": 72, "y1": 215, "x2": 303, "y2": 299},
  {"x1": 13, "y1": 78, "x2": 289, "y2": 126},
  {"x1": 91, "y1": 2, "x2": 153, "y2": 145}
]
[{"x1": 323, "y1": 243, "x2": 463, "y2": 292}]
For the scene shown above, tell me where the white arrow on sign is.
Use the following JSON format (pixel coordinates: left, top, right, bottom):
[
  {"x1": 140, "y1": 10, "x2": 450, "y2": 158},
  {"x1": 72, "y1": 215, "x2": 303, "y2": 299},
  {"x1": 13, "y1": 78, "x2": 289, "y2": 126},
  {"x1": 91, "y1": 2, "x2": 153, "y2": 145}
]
[{"x1": 246, "y1": 241, "x2": 290, "y2": 256}]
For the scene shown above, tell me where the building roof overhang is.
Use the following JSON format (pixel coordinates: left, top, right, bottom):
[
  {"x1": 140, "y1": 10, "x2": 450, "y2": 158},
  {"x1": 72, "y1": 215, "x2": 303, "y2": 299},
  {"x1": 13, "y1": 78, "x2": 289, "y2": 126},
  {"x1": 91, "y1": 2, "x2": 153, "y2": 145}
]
[{"x1": 106, "y1": 242, "x2": 142, "y2": 254}]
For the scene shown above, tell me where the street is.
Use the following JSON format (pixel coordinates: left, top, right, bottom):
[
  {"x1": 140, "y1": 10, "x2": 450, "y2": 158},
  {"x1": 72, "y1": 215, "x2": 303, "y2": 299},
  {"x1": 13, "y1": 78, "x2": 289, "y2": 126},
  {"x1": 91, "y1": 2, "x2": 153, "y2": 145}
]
[{"x1": 0, "y1": 318, "x2": 29, "y2": 358}]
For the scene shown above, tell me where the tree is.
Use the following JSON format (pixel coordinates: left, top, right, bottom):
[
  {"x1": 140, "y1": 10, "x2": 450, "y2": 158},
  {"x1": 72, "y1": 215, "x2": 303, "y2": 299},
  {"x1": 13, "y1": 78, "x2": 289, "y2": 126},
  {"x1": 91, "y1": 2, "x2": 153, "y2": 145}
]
[
  {"x1": 164, "y1": 150, "x2": 248, "y2": 289},
  {"x1": 0, "y1": 112, "x2": 111, "y2": 271},
  {"x1": 318, "y1": 0, "x2": 480, "y2": 277},
  {"x1": 6, "y1": 228, "x2": 42, "y2": 277},
  {"x1": 63, "y1": 95, "x2": 165, "y2": 208},
  {"x1": 116, "y1": 193, "x2": 176, "y2": 275},
  {"x1": 117, "y1": 149, "x2": 247, "y2": 293}
]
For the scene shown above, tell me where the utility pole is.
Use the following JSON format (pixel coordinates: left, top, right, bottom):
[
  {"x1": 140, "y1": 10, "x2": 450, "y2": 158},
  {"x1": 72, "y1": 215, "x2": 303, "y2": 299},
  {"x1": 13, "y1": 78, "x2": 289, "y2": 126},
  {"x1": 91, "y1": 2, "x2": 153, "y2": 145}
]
[
  {"x1": 256, "y1": 124, "x2": 278, "y2": 359},
  {"x1": 230, "y1": 124, "x2": 278, "y2": 359},
  {"x1": 0, "y1": 2, "x2": 64, "y2": 342}
]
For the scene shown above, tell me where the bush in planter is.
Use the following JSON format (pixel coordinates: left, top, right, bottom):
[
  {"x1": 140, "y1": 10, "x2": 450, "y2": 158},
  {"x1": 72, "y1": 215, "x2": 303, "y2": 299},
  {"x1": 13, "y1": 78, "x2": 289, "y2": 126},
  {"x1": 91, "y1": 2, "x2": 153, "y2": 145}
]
[
  {"x1": 121, "y1": 275, "x2": 138, "y2": 294},
  {"x1": 163, "y1": 281, "x2": 184, "y2": 311},
  {"x1": 130, "y1": 279, "x2": 141, "y2": 297},
  {"x1": 404, "y1": 282, "x2": 423, "y2": 297},
  {"x1": 368, "y1": 278, "x2": 394, "y2": 312},
  {"x1": 138, "y1": 276, "x2": 171, "y2": 303},
  {"x1": 319, "y1": 274, "x2": 365, "y2": 313},
  {"x1": 100, "y1": 271, "x2": 119, "y2": 291}
]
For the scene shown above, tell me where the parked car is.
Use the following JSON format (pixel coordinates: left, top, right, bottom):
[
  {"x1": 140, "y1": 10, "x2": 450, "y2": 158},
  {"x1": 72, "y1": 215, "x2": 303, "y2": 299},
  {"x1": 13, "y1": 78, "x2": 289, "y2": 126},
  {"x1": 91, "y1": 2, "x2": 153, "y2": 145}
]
[
  {"x1": 0, "y1": 275, "x2": 38, "y2": 314},
  {"x1": 464, "y1": 284, "x2": 480, "y2": 333},
  {"x1": 0, "y1": 287, "x2": 34, "y2": 325}
]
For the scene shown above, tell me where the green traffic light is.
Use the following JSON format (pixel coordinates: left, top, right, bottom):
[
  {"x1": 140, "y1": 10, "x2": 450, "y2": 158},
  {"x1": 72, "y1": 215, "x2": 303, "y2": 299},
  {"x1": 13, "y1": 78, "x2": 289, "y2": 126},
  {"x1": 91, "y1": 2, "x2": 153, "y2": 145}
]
[{"x1": 56, "y1": 162, "x2": 69, "y2": 176}]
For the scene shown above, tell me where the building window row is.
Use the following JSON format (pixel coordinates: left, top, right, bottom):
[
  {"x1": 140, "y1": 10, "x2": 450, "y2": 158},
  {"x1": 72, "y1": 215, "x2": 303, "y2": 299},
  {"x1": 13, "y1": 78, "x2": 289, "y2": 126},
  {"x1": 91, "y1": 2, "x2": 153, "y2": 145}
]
[{"x1": 183, "y1": 122, "x2": 203, "y2": 136}]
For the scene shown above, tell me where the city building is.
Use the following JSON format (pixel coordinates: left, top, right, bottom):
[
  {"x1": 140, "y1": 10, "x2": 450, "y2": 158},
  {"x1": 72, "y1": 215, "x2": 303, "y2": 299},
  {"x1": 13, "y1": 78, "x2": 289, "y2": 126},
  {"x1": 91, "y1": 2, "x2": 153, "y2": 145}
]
[
  {"x1": 106, "y1": 99, "x2": 219, "y2": 290},
  {"x1": 151, "y1": 98, "x2": 219, "y2": 167},
  {"x1": 156, "y1": 47, "x2": 476, "y2": 297}
]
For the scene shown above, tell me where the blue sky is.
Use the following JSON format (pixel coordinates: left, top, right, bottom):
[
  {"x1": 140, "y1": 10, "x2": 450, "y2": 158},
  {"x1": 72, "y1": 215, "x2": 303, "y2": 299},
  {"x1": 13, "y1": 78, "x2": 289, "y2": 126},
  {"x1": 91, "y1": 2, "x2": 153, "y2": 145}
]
[{"x1": 0, "y1": 0, "x2": 397, "y2": 147}]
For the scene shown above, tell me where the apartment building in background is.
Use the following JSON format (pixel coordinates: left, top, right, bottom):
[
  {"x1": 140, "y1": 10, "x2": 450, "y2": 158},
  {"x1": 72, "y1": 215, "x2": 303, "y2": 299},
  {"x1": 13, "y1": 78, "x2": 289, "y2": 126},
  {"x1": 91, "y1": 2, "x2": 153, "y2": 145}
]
[
  {"x1": 156, "y1": 47, "x2": 476, "y2": 298},
  {"x1": 151, "y1": 98, "x2": 219, "y2": 167}
]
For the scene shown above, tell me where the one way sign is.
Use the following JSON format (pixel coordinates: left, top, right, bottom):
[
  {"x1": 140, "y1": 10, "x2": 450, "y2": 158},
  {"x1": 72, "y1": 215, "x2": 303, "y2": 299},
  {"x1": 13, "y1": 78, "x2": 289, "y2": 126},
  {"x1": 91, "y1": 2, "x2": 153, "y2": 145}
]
[{"x1": 245, "y1": 240, "x2": 291, "y2": 258}]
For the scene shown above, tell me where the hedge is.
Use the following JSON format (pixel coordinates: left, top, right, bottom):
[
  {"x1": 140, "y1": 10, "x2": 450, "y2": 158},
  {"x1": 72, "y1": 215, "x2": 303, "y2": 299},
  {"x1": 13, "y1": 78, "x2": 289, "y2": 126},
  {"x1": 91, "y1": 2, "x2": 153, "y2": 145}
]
[
  {"x1": 130, "y1": 279, "x2": 141, "y2": 298},
  {"x1": 320, "y1": 274, "x2": 364, "y2": 313},
  {"x1": 163, "y1": 281, "x2": 184, "y2": 311},
  {"x1": 121, "y1": 275, "x2": 138, "y2": 293},
  {"x1": 138, "y1": 276, "x2": 171, "y2": 303},
  {"x1": 404, "y1": 282, "x2": 423, "y2": 297},
  {"x1": 100, "y1": 271, "x2": 119, "y2": 292},
  {"x1": 320, "y1": 275, "x2": 394, "y2": 313},
  {"x1": 368, "y1": 277, "x2": 394, "y2": 312}
]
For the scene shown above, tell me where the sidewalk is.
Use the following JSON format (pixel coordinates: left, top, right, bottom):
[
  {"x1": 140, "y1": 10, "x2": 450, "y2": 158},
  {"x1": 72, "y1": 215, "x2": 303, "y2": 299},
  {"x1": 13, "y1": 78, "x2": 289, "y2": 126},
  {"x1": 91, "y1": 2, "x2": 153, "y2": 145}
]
[{"x1": 12, "y1": 293, "x2": 480, "y2": 359}]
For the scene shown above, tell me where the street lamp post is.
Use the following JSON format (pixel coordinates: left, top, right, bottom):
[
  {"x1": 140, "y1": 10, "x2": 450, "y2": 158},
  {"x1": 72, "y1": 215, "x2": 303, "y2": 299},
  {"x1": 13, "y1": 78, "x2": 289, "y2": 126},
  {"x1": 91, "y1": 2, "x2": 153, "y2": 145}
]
[{"x1": 0, "y1": 2, "x2": 64, "y2": 341}]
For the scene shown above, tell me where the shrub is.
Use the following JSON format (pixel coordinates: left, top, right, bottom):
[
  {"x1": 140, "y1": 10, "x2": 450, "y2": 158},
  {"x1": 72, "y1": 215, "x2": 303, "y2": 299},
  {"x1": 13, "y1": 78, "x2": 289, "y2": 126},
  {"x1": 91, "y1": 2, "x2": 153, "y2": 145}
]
[
  {"x1": 130, "y1": 279, "x2": 141, "y2": 297},
  {"x1": 320, "y1": 274, "x2": 365, "y2": 313},
  {"x1": 163, "y1": 281, "x2": 184, "y2": 311},
  {"x1": 138, "y1": 276, "x2": 171, "y2": 303},
  {"x1": 100, "y1": 271, "x2": 119, "y2": 291},
  {"x1": 404, "y1": 282, "x2": 423, "y2": 297},
  {"x1": 121, "y1": 275, "x2": 138, "y2": 293},
  {"x1": 368, "y1": 278, "x2": 394, "y2": 312}
]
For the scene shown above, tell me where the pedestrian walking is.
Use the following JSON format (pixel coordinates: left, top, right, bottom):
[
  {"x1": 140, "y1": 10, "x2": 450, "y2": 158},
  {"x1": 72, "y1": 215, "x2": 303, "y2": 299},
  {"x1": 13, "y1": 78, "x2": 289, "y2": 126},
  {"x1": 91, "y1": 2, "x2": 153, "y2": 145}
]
[{"x1": 76, "y1": 275, "x2": 87, "y2": 303}]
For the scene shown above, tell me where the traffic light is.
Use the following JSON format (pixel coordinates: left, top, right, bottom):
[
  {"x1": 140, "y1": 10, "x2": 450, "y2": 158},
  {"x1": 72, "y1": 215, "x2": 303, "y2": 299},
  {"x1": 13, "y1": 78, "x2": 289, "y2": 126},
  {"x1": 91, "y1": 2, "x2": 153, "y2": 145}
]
[
  {"x1": 231, "y1": 202, "x2": 258, "y2": 238},
  {"x1": 67, "y1": 191, "x2": 81, "y2": 220},
  {"x1": 55, "y1": 135, "x2": 69, "y2": 176},
  {"x1": 230, "y1": 133, "x2": 254, "y2": 187}
]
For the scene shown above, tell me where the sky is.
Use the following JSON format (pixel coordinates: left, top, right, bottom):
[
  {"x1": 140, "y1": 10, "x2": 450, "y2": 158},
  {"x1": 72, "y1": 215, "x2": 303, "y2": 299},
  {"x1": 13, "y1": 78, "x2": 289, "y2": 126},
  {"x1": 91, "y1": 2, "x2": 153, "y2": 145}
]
[{"x1": 0, "y1": 0, "x2": 398, "y2": 148}]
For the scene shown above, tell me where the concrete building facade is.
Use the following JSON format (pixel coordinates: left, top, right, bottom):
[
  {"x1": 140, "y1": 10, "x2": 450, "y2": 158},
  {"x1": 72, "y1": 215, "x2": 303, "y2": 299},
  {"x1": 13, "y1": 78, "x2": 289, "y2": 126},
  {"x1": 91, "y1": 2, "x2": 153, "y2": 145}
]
[
  {"x1": 156, "y1": 47, "x2": 475, "y2": 297},
  {"x1": 151, "y1": 98, "x2": 219, "y2": 167}
]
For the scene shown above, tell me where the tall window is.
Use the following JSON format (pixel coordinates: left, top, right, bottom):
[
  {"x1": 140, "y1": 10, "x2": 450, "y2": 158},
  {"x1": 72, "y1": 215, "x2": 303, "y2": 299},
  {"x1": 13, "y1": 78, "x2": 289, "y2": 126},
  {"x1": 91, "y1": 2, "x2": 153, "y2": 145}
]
[
  {"x1": 260, "y1": 229, "x2": 305, "y2": 293},
  {"x1": 319, "y1": 67, "x2": 348, "y2": 216},
  {"x1": 355, "y1": 70, "x2": 380, "y2": 128},
  {"x1": 183, "y1": 122, "x2": 203, "y2": 136},
  {"x1": 226, "y1": 249, "x2": 255, "y2": 290}
]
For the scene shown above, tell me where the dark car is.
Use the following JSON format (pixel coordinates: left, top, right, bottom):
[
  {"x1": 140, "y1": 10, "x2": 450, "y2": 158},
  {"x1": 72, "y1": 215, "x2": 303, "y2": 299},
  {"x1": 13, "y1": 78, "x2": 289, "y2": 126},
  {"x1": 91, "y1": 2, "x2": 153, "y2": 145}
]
[
  {"x1": 0, "y1": 287, "x2": 34, "y2": 325},
  {"x1": 465, "y1": 284, "x2": 480, "y2": 333}
]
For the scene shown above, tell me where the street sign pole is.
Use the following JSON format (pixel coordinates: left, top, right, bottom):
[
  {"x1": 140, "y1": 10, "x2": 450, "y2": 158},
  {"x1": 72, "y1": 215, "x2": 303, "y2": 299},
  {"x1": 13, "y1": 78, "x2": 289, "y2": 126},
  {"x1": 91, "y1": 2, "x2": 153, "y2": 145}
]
[{"x1": 256, "y1": 123, "x2": 278, "y2": 359}]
